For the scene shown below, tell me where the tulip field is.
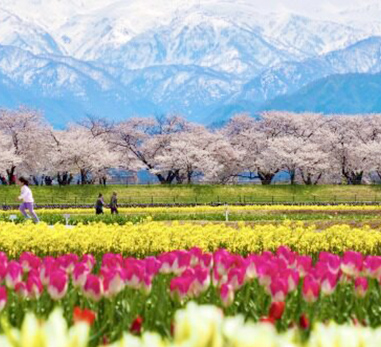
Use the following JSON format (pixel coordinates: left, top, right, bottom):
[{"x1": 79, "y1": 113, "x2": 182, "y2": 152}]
[{"x1": 1, "y1": 208, "x2": 381, "y2": 346}]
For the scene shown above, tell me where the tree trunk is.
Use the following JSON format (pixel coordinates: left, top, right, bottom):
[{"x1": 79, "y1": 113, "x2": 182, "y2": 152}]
[
  {"x1": 80, "y1": 169, "x2": 87, "y2": 185},
  {"x1": 187, "y1": 170, "x2": 193, "y2": 184},
  {"x1": 6, "y1": 166, "x2": 16, "y2": 185},
  {"x1": 258, "y1": 171, "x2": 275, "y2": 185},
  {"x1": 289, "y1": 169, "x2": 296, "y2": 185},
  {"x1": 343, "y1": 169, "x2": 363, "y2": 185}
]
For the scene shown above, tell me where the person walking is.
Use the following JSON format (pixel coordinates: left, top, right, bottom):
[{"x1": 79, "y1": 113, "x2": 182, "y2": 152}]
[
  {"x1": 17, "y1": 177, "x2": 39, "y2": 223},
  {"x1": 110, "y1": 192, "x2": 118, "y2": 215},
  {"x1": 95, "y1": 193, "x2": 105, "y2": 215}
]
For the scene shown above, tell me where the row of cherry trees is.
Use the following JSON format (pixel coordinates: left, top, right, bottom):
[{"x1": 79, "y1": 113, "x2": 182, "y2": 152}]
[{"x1": 1, "y1": 108, "x2": 381, "y2": 185}]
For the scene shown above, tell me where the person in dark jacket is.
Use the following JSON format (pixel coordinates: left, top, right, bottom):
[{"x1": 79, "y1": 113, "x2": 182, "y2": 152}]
[
  {"x1": 95, "y1": 193, "x2": 105, "y2": 215},
  {"x1": 110, "y1": 192, "x2": 118, "y2": 214}
]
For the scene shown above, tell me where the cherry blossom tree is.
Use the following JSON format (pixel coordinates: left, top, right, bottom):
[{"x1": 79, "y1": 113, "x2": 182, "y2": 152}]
[
  {"x1": 325, "y1": 115, "x2": 371, "y2": 185},
  {"x1": 0, "y1": 108, "x2": 54, "y2": 184},
  {"x1": 52, "y1": 126, "x2": 120, "y2": 185},
  {"x1": 111, "y1": 116, "x2": 188, "y2": 184}
]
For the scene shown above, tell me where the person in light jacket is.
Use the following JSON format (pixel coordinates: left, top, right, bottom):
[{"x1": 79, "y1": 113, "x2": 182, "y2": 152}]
[{"x1": 17, "y1": 177, "x2": 39, "y2": 223}]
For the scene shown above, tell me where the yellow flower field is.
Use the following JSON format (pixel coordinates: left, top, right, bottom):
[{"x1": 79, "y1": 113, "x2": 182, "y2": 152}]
[{"x1": 0, "y1": 220, "x2": 380, "y2": 257}]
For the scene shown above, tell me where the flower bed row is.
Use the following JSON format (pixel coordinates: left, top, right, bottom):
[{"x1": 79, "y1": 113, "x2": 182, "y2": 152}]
[
  {"x1": 2, "y1": 303, "x2": 381, "y2": 347},
  {"x1": 0, "y1": 221, "x2": 381, "y2": 257},
  {"x1": 1, "y1": 247, "x2": 381, "y2": 344},
  {"x1": 3, "y1": 204, "x2": 381, "y2": 215}
]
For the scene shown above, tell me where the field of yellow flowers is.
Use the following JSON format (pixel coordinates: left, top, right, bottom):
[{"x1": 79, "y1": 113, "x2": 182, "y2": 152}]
[{"x1": 0, "y1": 220, "x2": 381, "y2": 257}]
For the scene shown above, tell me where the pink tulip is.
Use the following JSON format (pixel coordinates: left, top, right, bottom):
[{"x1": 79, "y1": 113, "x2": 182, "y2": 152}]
[
  {"x1": 72, "y1": 263, "x2": 91, "y2": 288},
  {"x1": 0, "y1": 286, "x2": 7, "y2": 311},
  {"x1": 40, "y1": 258, "x2": 58, "y2": 286},
  {"x1": 158, "y1": 253, "x2": 177, "y2": 274},
  {"x1": 48, "y1": 270, "x2": 68, "y2": 300},
  {"x1": 124, "y1": 263, "x2": 144, "y2": 289},
  {"x1": 319, "y1": 253, "x2": 341, "y2": 274},
  {"x1": 83, "y1": 275, "x2": 103, "y2": 301},
  {"x1": 277, "y1": 246, "x2": 296, "y2": 267},
  {"x1": 212, "y1": 267, "x2": 226, "y2": 287},
  {"x1": 227, "y1": 267, "x2": 245, "y2": 290},
  {"x1": 270, "y1": 277, "x2": 289, "y2": 302},
  {"x1": 176, "y1": 251, "x2": 191, "y2": 272},
  {"x1": 245, "y1": 255, "x2": 260, "y2": 281},
  {"x1": 320, "y1": 271, "x2": 337, "y2": 296},
  {"x1": 144, "y1": 257, "x2": 161, "y2": 276},
  {"x1": 170, "y1": 276, "x2": 193, "y2": 300},
  {"x1": 26, "y1": 271, "x2": 44, "y2": 299},
  {"x1": 102, "y1": 269, "x2": 125, "y2": 298},
  {"x1": 285, "y1": 269, "x2": 300, "y2": 292},
  {"x1": 15, "y1": 282, "x2": 28, "y2": 298},
  {"x1": 364, "y1": 256, "x2": 381, "y2": 278},
  {"x1": 189, "y1": 247, "x2": 203, "y2": 266},
  {"x1": 296, "y1": 256, "x2": 312, "y2": 277},
  {"x1": 214, "y1": 250, "x2": 235, "y2": 276},
  {"x1": 220, "y1": 283, "x2": 234, "y2": 307},
  {"x1": 355, "y1": 277, "x2": 368, "y2": 298},
  {"x1": 201, "y1": 253, "x2": 213, "y2": 268},
  {"x1": 257, "y1": 263, "x2": 276, "y2": 287},
  {"x1": 341, "y1": 251, "x2": 363, "y2": 277},
  {"x1": 5, "y1": 261, "x2": 22, "y2": 289},
  {"x1": 103, "y1": 254, "x2": 123, "y2": 269},
  {"x1": 0, "y1": 262, "x2": 7, "y2": 282},
  {"x1": 19, "y1": 252, "x2": 41, "y2": 272},
  {"x1": 302, "y1": 276, "x2": 320, "y2": 303},
  {"x1": 57, "y1": 254, "x2": 79, "y2": 273},
  {"x1": 82, "y1": 254, "x2": 96, "y2": 270},
  {"x1": 191, "y1": 266, "x2": 210, "y2": 295}
]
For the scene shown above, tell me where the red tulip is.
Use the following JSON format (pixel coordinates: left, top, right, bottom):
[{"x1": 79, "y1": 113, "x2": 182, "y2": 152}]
[
  {"x1": 299, "y1": 314, "x2": 310, "y2": 329},
  {"x1": 259, "y1": 316, "x2": 275, "y2": 324},
  {"x1": 130, "y1": 315, "x2": 143, "y2": 334},
  {"x1": 73, "y1": 306, "x2": 96, "y2": 325},
  {"x1": 102, "y1": 336, "x2": 110, "y2": 345},
  {"x1": 268, "y1": 301, "x2": 285, "y2": 320}
]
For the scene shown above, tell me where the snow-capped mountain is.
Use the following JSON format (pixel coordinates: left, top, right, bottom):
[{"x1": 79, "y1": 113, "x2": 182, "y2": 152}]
[
  {"x1": 1, "y1": 0, "x2": 381, "y2": 126},
  {"x1": 235, "y1": 36, "x2": 381, "y2": 105}
]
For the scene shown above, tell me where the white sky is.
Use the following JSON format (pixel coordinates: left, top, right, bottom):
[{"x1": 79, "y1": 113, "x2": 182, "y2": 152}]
[{"x1": 212, "y1": 0, "x2": 378, "y2": 15}]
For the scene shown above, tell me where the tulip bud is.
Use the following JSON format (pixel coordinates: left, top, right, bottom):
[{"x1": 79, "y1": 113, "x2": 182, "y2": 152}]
[
  {"x1": 73, "y1": 306, "x2": 96, "y2": 325},
  {"x1": 48, "y1": 270, "x2": 68, "y2": 300},
  {"x1": 102, "y1": 269, "x2": 125, "y2": 298},
  {"x1": 26, "y1": 271, "x2": 44, "y2": 299},
  {"x1": 130, "y1": 315, "x2": 143, "y2": 335},
  {"x1": 355, "y1": 277, "x2": 368, "y2": 298},
  {"x1": 299, "y1": 314, "x2": 310, "y2": 329},
  {"x1": 302, "y1": 276, "x2": 320, "y2": 303},
  {"x1": 5, "y1": 261, "x2": 22, "y2": 289},
  {"x1": 220, "y1": 283, "x2": 234, "y2": 307},
  {"x1": 270, "y1": 278, "x2": 288, "y2": 302},
  {"x1": 83, "y1": 275, "x2": 103, "y2": 301},
  {"x1": 269, "y1": 301, "x2": 285, "y2": 320},
  {"x1": 72, "y1": 263, "x2": 90, "y2": 288},
  {"x1": 15, "y1": 282, "x2": 28, "y2": 298}
]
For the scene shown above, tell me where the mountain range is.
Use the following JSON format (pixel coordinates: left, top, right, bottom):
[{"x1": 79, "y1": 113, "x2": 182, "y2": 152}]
[{"x1": 1, "y1": 0, "x2": 381, "y2": 127}]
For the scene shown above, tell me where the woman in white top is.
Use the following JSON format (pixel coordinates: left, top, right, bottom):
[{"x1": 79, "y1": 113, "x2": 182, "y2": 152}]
[{"x1": 17, "y1": 177, "x2": 39, "y2": 223}]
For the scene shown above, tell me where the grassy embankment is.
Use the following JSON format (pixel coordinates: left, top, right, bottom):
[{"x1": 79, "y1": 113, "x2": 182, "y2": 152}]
[{"x1": 2, "y1": 184, "x2": 381, "y2": 205}]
